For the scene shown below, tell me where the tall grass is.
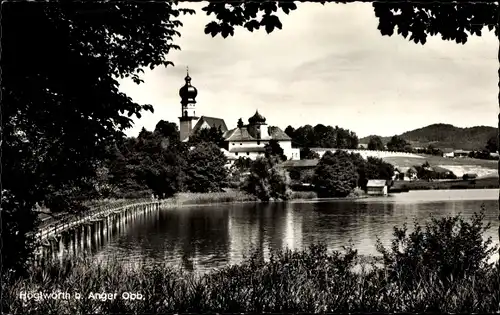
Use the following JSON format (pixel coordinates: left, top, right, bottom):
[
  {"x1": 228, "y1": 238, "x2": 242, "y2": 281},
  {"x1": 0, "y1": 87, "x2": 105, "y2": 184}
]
[
  {"x1": 290, "y1": 191, "x2": 318, "y2": 200},
  {"x1": 166, "y1": 190, "x2": 318, "y2": 206},
  {"x1": 3, "y1": 246, "x2": 498, "y2": 314},
  {"x1": 171, "y1": 191, "x2": 258, "y2": 205},
  {"x1": 6, "y1": 209, "x2": 499, "y2": 314}
]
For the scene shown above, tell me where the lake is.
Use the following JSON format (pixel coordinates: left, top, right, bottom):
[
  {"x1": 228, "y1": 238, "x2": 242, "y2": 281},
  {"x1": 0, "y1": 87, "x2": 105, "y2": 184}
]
[{"x1": 81, "y1": 189, "x2": 499, "y2": 272}]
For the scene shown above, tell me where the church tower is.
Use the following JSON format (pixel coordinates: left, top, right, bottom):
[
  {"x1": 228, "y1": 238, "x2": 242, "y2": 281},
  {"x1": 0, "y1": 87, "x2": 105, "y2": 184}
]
[
  {"x1": 178, "y1": 67, "x2": 199, "y2": 142},
  {"x1": 247, "y1": 110, "x2": 270, "y2": 139}
]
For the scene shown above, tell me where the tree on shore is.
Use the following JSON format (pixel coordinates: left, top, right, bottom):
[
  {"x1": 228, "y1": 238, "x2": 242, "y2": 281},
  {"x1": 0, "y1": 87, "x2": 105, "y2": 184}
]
[
  {"x1": 228, "y1": 157, "x2": 253, "y2": 188},
  {"x1": 242, "y1": 157, "x2": 291, "y2": 201},
  {"x1": 284, "y1": 125, "x2": 295, "y2": 138},
  {"x1": 237, "y1": 118, "x2": 245, "y2": 129},
  {"x1": 112, "y1": 127, "x2": 187, "y2": 198},
  {"x1": 291, "y1": 124, "x2": 359, "y2": 149},
  {"x1": 185, "y1": 142, "x2": 228, "y2": 193},
  {"x1": 313, "y1": 151, "x2": 358, "y2": 198},
  {"x1": 300, "y1": 148, "x2": 320, "y2": 160},
  {"x1": 364, "y1": 157, "x2": 395, "y2": 187},
  {"x1": 189, "y1": 125, "x2": 225, "y2": 148},
  {"x1": 264, "y1": 139, "x2": 287, "y2": 161},
  {"x1": 368, "y1": 136, "x2": 385, "y2": 151},
  {"x1": 387, "y1": 136, "x2": 411, "y2": 152},
  {"x1": 486, "y1": 136, "x2": 498, "y2": 153},
  {"x1": 3, "y1": 2, "x2": 194, "y2": 275}
]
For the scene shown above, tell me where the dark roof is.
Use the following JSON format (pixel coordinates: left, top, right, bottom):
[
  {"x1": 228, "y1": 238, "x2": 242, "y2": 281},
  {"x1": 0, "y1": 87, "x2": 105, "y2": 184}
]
[
  {"x1": 281, "y1": 159, "x2": 319, "y2": 168},
  {"x1": 224, "y1": 126, "x2": 292, "y2": 142},
  {"x1": 192, "y1": 116, "x2": 228, "y2": 133},
  {"x1": 179, "y1": 73, "x2": 198, "y2": 104},
  {"x1": 268, "y1": 126, "x2": 291, "y2": 141},
  {"x1": 224, "y1": 127, "x2": 256, "y2": 141},
  {"x1": 248, "y1": 110, "x2": 266, "y2": 124}
]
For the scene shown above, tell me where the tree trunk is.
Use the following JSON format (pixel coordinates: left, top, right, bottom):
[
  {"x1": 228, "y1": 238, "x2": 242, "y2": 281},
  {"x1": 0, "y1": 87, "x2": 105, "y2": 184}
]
[{"x1": 498, "y1": 39, "x2": 500, "y2": 263}]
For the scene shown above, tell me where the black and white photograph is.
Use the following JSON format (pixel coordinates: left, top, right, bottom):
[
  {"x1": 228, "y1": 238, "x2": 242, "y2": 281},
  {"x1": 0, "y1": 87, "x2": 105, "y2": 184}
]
[{"x1": 3, "y1": 1, "x2": 500, "y2": 313}]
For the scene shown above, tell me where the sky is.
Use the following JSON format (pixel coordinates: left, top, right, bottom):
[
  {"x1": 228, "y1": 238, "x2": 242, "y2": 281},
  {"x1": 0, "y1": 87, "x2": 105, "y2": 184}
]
[{"x1": 119, "y1": 2, "x2": 498, "y2": 139}]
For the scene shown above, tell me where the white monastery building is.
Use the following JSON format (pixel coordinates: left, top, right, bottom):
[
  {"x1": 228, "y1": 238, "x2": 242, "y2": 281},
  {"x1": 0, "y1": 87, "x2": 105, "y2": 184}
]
[{"x1": 177, "y1": 69, "x2": 300, "y2": 162}]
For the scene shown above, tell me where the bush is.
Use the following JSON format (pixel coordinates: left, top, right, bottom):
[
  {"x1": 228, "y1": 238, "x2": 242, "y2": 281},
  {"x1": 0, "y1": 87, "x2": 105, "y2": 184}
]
[
  {"x1": 172, "y1": 191, "x2": 257, "y2": 205},
  {"x1": 313, "y1": 151, "x2": 358, "y2": 197},
  {"x1": 227, "y1": 157, "x2": 252, "y2": 189},
  {"x1": 114, "y1": 189, "x2": 154, "y2": 199},
  {"x1": 185, "y1": 142, "x2": 228, "y2": 193},
  {"x1": 242, "y1": 157, "x2": 291, "y2": 201},
  {"x1": 290, "y1": 191, "x2": 317, "y2": 199},
  {"x1": 349, "y1": 187, "x2": 365, "y2": 197},
  {"x1": 375, "y1": 205, "x2": 497, "y2": 289}
]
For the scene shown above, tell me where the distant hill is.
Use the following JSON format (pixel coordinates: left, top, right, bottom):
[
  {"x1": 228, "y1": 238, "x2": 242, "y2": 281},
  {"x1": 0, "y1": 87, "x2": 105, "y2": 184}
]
[{"x1": 360, "y1": 124, "x2": 497, "y2": 151}]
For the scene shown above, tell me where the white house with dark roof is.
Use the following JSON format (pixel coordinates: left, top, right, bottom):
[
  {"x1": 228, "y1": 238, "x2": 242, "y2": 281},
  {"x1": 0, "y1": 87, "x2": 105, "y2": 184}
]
[
  {"x1": 222, "y1": 111, "x2": 300, "y2": 161},
  {"x1": 176, "y1": 69, "x2": 300, "y2": 161}
]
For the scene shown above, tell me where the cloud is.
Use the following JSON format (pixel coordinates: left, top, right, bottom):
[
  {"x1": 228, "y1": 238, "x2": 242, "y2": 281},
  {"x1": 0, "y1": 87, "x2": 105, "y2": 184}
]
[{"x1": 119, "y1": 2, "x2": 498, "y2": 138}]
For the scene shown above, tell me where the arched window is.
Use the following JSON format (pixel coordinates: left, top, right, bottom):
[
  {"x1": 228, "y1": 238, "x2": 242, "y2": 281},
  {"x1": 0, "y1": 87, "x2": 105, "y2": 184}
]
[{"x1": 184, "y1": 110, "x2": 188, "y2": 117}]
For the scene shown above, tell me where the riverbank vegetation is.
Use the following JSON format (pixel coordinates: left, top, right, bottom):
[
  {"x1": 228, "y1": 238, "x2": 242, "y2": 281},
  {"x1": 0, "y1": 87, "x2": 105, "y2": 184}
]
[
  {"x1": 392, "y1": 176, "x2": 499, "y2": 191},
  {"x1": 289, "y1": 150, "x2": 394, "y2": 197},
  {"x1": 3, "y1": 210, "x2": 498, "y2": 314}
]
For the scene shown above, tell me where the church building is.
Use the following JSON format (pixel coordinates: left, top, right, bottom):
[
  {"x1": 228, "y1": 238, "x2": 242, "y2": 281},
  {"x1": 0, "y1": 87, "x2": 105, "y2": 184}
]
[{"x1": 177, "y1": 69, "x2": 300, "y2": 162}]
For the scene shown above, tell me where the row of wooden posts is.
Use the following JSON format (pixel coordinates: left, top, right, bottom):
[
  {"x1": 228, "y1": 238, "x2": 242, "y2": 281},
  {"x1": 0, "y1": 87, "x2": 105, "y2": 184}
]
[{"x1": 34, "y1": 201, "x2": 163, "y2": 263}]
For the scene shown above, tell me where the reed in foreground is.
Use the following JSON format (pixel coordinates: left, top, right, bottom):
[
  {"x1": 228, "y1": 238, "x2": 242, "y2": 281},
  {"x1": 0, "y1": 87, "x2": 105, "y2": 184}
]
[{"x1": 3, "y1": 210, "x2": 499, "y2": 314}]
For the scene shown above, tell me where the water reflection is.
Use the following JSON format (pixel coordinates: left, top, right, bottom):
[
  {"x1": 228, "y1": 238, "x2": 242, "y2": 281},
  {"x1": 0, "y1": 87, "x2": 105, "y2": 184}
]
[{"x1": 47, "y1": 189, "x2": 499, "y2": 272}]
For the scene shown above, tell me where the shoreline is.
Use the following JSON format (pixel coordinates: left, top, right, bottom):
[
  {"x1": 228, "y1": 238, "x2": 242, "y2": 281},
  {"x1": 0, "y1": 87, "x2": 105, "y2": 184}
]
[
  {"x1": 159, "y1": 191, "x2": 369, "y2": 209},
  {"x1": 36, "y1": 191, "x2": 369, "y2": 237},
  {"x1": 391, "y1": 176, "x2": 498, "y2": 192}
]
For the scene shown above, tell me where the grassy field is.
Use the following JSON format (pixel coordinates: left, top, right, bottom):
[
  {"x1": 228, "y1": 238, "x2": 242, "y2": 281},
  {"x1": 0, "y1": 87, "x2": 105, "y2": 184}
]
[
  {"x1": 392, "y1": 176, "x2": 499, "y2": 191},
  {"x1": 383, "y1": 155, "x2": 498, "y2": 169}
]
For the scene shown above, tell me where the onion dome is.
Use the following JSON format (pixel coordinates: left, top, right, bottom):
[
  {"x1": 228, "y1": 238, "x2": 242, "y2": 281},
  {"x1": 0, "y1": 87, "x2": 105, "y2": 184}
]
[
  {"x1": 179, "y1": 67, "x2": 198, "y2": 104},
  {"x1": 248, "y1": 110, "x2": 267, "y2": 125}
]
